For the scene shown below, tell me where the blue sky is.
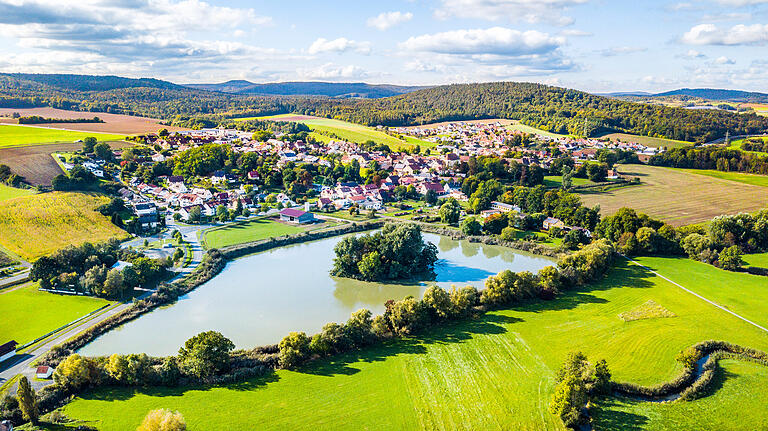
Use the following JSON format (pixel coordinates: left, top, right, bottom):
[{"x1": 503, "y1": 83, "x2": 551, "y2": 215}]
[{"x1": 0, "y1": 0, "x2": 767, "y2": 92}]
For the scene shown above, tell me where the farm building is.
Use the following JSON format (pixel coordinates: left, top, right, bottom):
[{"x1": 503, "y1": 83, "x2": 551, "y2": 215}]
[
  {"x1": 36, "y1": 365, "x2": 54, "y2": 379},
  {"x1": 0, "y1": 340, "x2": 17, "y2": 362},
  {"x1": 280, "y1": 208, "x2": 315, "y2": 224}
]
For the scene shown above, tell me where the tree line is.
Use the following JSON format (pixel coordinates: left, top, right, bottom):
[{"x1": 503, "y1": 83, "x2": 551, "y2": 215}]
[{"x1": 649, "y1": 146, "x2": 768, "y2": 175}]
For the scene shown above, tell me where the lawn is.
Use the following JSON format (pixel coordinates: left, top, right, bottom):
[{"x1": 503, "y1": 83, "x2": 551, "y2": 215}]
[
  {"x1": 62, "y1": 257, "x2": 768, "y2": 430},
  {"x1": 543, "y1": 175, "x2": 595, "y2": 188},
  {"x1": 743, "y1": 252, "x2": 768, "y2": 268},
  {"x1": 0, "y1": 283, "x2": 109, "y2": 345},
  {"x1": 578, "y1": 164, "x2": 768, "y2": 226},
  {"x1": 0, "y1": 183, "x2": 34, "y2": 202},
  {"x1": 0, "y1": 192, "x2": 130, "y2": 261},
  {"x1": 201, "y1": 218, "x2": 308, "y2": 249},
  {"x1": 239, "y1": 114, "x2": 436, "y2": 150},
  {"x1": 673, "y1": 168, "x2": 768, "y2": 188},
  {"x1": 0, "y1": 124, "x2": 125, "y2": 148},
  {"x1": 598, "y1": 133, "x2": 693, "y2": 149}
]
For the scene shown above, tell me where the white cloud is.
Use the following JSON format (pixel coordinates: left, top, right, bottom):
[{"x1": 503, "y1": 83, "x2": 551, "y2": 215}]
[
  {"x1": 434, "y1": 0, "x2": 587, "y2": 26},
  {"x1": 715, "y1": 56, "x2": 735, "y2": 64},
  {"x1": 296, "y1": 63, "x2": 369, "y2": 79},
  {"x1": 367, "y1": 11, "x2": 413, "y2": 31},
  {"x1": 682, "y1": 23, "x2": 768, "y2": 45},
  {"x1": 713, "y1": 0, "x2": 768, "y2": 5},
  {"x1": 677, "y1": 49, "x2": 708, "y2": 59},
  {"x1": 307, "y1": 37, "x2": 371, "y2": 55},
  {"x1": 598, "y1": 46, "x2": 647, "y2": 57},
  {"x1": 560, "y1": 29, "x2": 592, "y2": 37},
  {"x1": 400, "y1": 27, "x2": 564, "y2": 56}
]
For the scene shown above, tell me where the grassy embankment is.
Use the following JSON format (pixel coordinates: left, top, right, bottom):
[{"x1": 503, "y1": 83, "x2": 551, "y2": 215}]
[
  {"x1": 579, "y1": 164, "x2": 768, "y2": 226},
  {"x1": 0, "y1": 192, "x2": 130, "y2": 261},
  {"x1": 61, "y1": 256, "x2": 768, "y2": 430},
  {"x1": 0, "y1": 124, "x2": 125, "y2": 149},
  {"x1": 0, "y1": 183, "x2": 35, "y2": 202},
  {"x1": 202, "y1": 218, "x2": 313, "y2": 249},
  {"x1": 0, "y1": 282, "x2": 109, "y2": 346}
]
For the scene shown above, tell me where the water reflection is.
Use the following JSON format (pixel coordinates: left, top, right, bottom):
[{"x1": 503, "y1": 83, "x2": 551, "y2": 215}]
[{"x1": 78, "y1": 232, "x2": 554, "y2": 356}]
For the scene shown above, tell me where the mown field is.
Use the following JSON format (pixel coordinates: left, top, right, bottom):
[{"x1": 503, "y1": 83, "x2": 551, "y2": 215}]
[
  {"x1": 62, "y1": 257, "x2": 768, "y2": 430},
  {"x1": 201, "y1": 218, "x2": 308, "y2": 249},
  {"x1": 0, "y1": 282, "x2": 109, "y2": 346},
  {"x1": 543, "y1": 175, "x2": 596, "y2": 188},
  {"x1": 672, "y1": 168, "x2": 768, "y2": 188},
  {"x1": 743, "y1": 252, "x2": 768, "y2": 268},
  {"x1": 579, "y1": 164, "x2": 768, "y2": 226},
  {"x1": 599, "y1": 133, "x2": 693, "y2": 149},
  {"x1": 0, "y1": 124, "x2": 125, "y2": 148},
  {"x1": 728, "y1": 136, "x2": 768, "y2": 154},
  {"x1": 0, "y1": 183, "x2": 34, "y2": 202},
  {"x1": 0, "y1": 192, "x2": 130, "y2": 261},
  {"x1": 0, "y1": 107, "x2": 183, "y2": 135},
  {"x1": 241, "y1": 114, "x2": 435, "y2": 150},
  {"x1": 507, "y1": 122, "x2": 571, "y2": 139}
]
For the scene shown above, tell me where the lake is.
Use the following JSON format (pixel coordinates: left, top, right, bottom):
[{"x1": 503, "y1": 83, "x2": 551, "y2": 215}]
[{"x1": 79, "y1": 233, "x2": 555, "y2": 356}]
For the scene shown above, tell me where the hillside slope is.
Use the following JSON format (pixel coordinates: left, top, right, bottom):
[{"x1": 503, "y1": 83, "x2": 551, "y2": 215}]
[{"x1": 185, "y1": 81, "x2": 425, "y2": 98}]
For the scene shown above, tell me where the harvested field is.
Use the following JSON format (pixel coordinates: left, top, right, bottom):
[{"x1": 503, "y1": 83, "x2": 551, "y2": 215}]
[
  {"x1": 0, "y1": 107, "x2": 184, "y2": 134},
  {"x1": 0, "y1": 191, "x2": 130, "y2": 261},
  {"x1": 579, "y1": 164, "x2": 768, "y2": 226},
  {"x1": 0, "y1": 141, "x2": 132, "y2": 185},
  {"x1": 598, "y1": 132, "x2": 693, "y2": 149}
]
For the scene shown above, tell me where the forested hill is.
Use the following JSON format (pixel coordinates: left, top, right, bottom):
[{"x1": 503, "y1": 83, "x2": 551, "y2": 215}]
[
  {"x1": 0, "y1": 73, "x2": 183, "y2": 92},
  {"x1": 298, "y1": 82, "x2": 768, "y2": 142},
  {"x1": 652, "y1": 88, "x2": 768, "y2": 103},
  {"x1": 185, "y1": 81, "x2": 426, "y2": 98}
]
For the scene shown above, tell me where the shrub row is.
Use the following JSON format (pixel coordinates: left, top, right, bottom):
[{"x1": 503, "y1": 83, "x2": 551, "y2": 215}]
[{"x1": 38, "y1": 250, "x2": 228, "y2": 367}]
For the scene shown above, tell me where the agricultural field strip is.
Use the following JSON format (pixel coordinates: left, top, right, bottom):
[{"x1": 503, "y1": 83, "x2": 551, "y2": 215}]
[{"x1": 624, "y1": 256, "x2": 768, "y2": 334}]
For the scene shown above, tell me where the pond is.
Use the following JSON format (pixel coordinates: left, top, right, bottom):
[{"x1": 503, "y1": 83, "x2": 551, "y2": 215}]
[{"x1": 79, "y1": 233, "x2": 555, "y2": 356}]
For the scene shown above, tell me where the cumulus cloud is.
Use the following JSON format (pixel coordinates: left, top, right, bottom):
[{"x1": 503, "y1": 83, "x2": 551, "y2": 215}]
[
  {"x1": 715, "y1": 56, "x2": 736, "y2": 64},
  {"x1": 434, "y1": 0, "x2": 587, "y2": 26},
  {"x1": 367, "y1": 11, "x2": 413, "y2": 31},
  {"x1": 296, "y1": 63, "x2": 369, "y2": 80},
  {"x1": 0, "y1": 0, "x2": 274, "y2": 74},
  {"x1": 401, "y1": 27, "x2": 564, "y2": 56},
  {"x1": 682, "y1": 23, "x2": 768, "y2": 45},
  {"x1": 677, "y1": 49, "x2": 708, "y2": 59},
  {"x1": 307, "y1": 38, "x2": 371, "y2": 55}
]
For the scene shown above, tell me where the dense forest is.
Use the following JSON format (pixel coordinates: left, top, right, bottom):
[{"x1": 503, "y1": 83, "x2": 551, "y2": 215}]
[
  {"x1": 2, "y1": 75, "x2": 766, "y2": 142},
  {"x1": 649, "y1": 146, "x2": 768, "y2": 175},
  {"x1": 297, "y1": 83, "x2": 768, "y2": 142}
]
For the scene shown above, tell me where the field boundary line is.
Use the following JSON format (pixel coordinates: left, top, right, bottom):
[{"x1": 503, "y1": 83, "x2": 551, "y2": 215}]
[{"x1": 624, "y1": 256, "x2": 768, "y2": 334}]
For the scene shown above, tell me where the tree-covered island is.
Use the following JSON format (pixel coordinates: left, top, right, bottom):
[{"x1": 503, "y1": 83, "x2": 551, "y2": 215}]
[{"x1": 331, "y1": 223, "x2": 438, "y2": 282}]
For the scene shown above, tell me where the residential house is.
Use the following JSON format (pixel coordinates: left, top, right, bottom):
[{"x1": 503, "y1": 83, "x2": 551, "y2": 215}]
[
  {"x1": 36, "y1": 365, "x2": 54, "y2": 379},
  {"x1": 543, "y1": 217, "x2": 566, "y2": 230}
]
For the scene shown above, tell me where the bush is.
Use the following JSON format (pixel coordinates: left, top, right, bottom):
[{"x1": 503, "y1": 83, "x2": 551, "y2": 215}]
[
  {"x1": 178, "y1": 331, "x2": 235, "y2": 378},
  {"x1": 278, "y1": 332, "x2": 311, "y2": 368},
  {"x1": 137, "y1": 409, "x2": 186, "y2": 431}
]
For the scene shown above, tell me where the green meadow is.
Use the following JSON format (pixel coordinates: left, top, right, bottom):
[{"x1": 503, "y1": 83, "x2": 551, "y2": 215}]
[
  {"x1": 673, "y1": 168, "x2": 768, "y2": 188},
  {"x1": 241, "y1": 114, "x2": 435, "y2": 150},
  {"x1": 62, "y1": 257, "x2": 768, "y2": 430},
  {"x1": 0, "y1": 124, "x2": 125, "y2": 148},
  {"x1": 0, "y1": 183, "x2": 34, "y2": 202},
  {"x1": 743, "y1": 252, "x2": 768, "y2": 268},
  {"x1": 201, "y1": 218, "x2": 308, "y2": 249},
  {"x1": 0, "y1": 283, "x2": 110, "y2": 345}
]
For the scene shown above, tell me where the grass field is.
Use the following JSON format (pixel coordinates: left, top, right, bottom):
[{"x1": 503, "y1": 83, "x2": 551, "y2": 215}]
[
  {"x1": 0, "y1": 283, "x2": 109, "y2": 345},
  {"x1": 0, "y1": 124, "x2": 125, "y2": 148},
  {"x1": 238, "y1": 114, "x2": 436, "y2": 150},
  {"x1": 0, "y1": 192, "x2": 130, "y2": 261},
  {"x1": 506, "y1": 122, "x2": 572, "y2": 139},
  {"x1": 0, "y1": 183, "x2": 34, "y2": 202},
  {"x1": 543, "y1": 175, "x2": 596, "y2": 188},
  {"x1": 729, "y1": 136, "x2": 768, "y2": 155},
  {"x1": 743, "y1": 252, "x2": 768, "y2": 268},
  {"x1": 62, "y1": 257, "x2": 768, "y2": 430},
  {"x1": 201, "y1": 218, "x2": 309, "y2": 249},
  {"x1": 673, "y1": 168, "x2": 768, "y2": 188},
  {"x1": 599, "y1": 133, "x2": 693, "y2": 149},
  {"x1": 579, "y1": 164, "x2": 768, "y2": 226},
  {"x1": 0, "y1": 107, "x2": 183, "y2": 135}
]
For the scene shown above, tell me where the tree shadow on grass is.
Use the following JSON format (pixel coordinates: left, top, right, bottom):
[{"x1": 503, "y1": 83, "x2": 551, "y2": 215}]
[
  {"x1": 590, "y1": 397, "x2": 650, "y2": 431},
  {"x1": 76, "y1": 371, "x2": 281, "y2": 402},
  {"x1": 298, "y1": 314, "x2": 522, "y2": 377}
]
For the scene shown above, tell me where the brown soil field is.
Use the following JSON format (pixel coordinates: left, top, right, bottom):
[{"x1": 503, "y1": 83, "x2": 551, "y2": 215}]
[
  {"x1": 0, "y1": 141, "x2": 132, "y2": 186},
  {"x1": 579, "y1": 164, "x2": 768, "y2": 226},
  {"x1": 401, "y1": 118, "x2": 515, "y2": 130},
  {"x1": 0, "y1": 107, "x2": 184, "y2": 134}
]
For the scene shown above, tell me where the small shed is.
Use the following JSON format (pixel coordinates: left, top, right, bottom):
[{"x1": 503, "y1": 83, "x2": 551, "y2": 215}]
[{"x1": 36, "y1": 365, "x2": 54, "y2": 379}]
